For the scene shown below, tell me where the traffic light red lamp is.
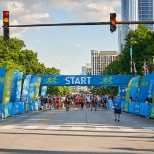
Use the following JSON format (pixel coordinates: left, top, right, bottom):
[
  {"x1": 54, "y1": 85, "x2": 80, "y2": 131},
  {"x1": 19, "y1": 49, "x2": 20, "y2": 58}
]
[
  {"x1": 110, "y1": 13, "x2": 116, "y2": 33},
  {"x1": 3, "y1": 11, "x2": 9, "y2": 41}
]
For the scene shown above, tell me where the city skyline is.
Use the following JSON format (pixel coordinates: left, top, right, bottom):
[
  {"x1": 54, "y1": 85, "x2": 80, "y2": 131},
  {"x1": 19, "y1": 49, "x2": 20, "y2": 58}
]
[{"x1": 120, "y1": 0, "x2": 154, "y2": 52}]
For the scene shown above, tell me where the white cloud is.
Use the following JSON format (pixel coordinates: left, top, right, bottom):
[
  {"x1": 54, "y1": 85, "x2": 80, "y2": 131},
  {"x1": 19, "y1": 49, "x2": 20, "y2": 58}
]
[
  {"x1": 35, "y1": 38, "x2": 40, "y2": 43},
  {"x1": 61, "y1": 70, "x2": 69, "y2": 75},
  {"x1": 66, "y1": 43, "x2": 84, "y2": 47},
  {"x1": 39, "y1": 56, "x2": 70, "y2": 68},
  {"x1": 0, "y1": 0, "x2": 121, "y2": 38}
]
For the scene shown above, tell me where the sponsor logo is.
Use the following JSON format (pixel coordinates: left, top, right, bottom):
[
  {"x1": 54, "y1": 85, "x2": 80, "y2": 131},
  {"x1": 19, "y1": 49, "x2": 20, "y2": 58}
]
[
  {"x1": 100, "y1": 77, "x2": 113, "y2": 84},
  {"x1": 46, "y1": 77, "x2": 57, "y2": 84}
]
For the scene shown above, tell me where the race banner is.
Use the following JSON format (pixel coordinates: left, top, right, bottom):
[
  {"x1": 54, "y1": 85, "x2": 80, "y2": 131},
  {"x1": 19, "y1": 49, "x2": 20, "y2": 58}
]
[
  {"x1": 120, "y1": 85, "x2": 127, "y2": 101},
  {"x1": 41, "y1": 86, "x2": 47, "y2": 97},
  {"x1": 27, "y1": 76, "x2": 39, "y2": 101},
  {"x1": 0, "y1": 66, "x2": 6, "y2": 104},
  {"x1": 21, "y1": 75, "x2": 31, "y2": 102},
  {"x1": 2, "y1": 69, "x2": 15, "y2": 103},
  {"x1": 125, "y1": 78, "x2": 133, "y2": 102},
  {"x1": 147, "y1": 72, "x2": 154, "y2": 100},
  {"x1": 39, "y1": 75, "x2": 133, "y2": 86},
  {"x1": 138, "y1": 74, "x2": 151, "y2": 102},
  {"x1": 10, "y1": 70, "x2": 19, "y2": 102},
  {"x1": 32, "y1": 77, "x2": 41, "y2": 101},
  {"x1": 15, "y1": 72, "x2": 23, "y2": 102},
  {"x1": 129, "y1": 75, "x2": 140, "y2": 102}
]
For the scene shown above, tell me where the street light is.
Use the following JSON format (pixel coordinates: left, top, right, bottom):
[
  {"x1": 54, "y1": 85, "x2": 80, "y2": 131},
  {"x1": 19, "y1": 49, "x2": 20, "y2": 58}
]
[{"x1": 128, "y1": 26, "x2": 133, "y2": 74}]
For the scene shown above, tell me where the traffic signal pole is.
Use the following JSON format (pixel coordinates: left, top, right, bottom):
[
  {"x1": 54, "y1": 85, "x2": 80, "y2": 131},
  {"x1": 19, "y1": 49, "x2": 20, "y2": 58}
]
[{"x1": 6, "y1": 21, "x2": 154, "y2": 27}]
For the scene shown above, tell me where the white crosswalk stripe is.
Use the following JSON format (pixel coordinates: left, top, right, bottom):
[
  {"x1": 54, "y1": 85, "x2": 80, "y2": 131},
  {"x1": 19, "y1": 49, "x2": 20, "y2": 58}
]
[
  {"x1": 120, "y1": 127, "x2": 135, "y2": 131},
  {"x1": 0, "y1": 125, "x2": 15, "y2": 129},
  {"x1": 71, "y1": 126, "x2": 84, "y2": 130},
  {"x1": 23, "y1": 125, "x2": 38, "y2": 130},
  {"x1": 95, "y1": 126, "x2": 110, "y2": 131},
  {"x1": 0, "y1": 124, "x2": 154, "y2": 132},
  {"x1": 46, "y1": 125, "x2": 61, "y2": 130}
]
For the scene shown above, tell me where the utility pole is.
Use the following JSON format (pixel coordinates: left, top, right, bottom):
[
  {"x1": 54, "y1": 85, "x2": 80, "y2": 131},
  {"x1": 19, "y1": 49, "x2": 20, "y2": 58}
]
[
  {"x1": 130, "y1": 44, "x2": 133, "y2": 74},
  {"x1": 128, "y1": 26, "x2": 133, "y2": 74}
]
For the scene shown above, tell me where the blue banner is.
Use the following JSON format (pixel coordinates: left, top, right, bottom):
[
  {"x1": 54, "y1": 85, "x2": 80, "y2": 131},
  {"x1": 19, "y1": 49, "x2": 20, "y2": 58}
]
[
  {"x1": 28, "y1": 76, "x2": 39, "y2": 101},
  {"x1": 0, "y1": 66, "x2": 6, "y2": 104},
  {"x1": 138, "y1": 74, "x2": 151, "y2": 102},
  {"x1": 38, "y1": 75, "x2": 133, "y2": 86},
  {"x1": 10, "y1": 70, "x2": 19, "y2": 102},
  {"x1": 129, "y1": 76, "x2": 140, "y2": 102},
  {"x1": 120, "y1": 85, "x2": 127, "y2": 101},
  {"x1": 15, "y1": 72, "x2": 23, "y2": 102},
  {"x1": 41, "y1": 86, "x2": 47, "y2": 97},
  {"x1": 21, "y1": 75, "x2": 31, "y2": 102},
  {"x1": 147, "y1": 72, "x2": 154, "y2": 99},
  {"x1": 134, "y1": 102, "x2": 140, "y2": 115}
]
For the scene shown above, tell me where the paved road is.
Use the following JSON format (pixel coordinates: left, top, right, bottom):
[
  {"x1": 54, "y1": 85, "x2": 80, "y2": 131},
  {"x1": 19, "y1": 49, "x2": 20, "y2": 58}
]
[{"x1": 0, "y1": 108, "x2": 154, "y2": 154}]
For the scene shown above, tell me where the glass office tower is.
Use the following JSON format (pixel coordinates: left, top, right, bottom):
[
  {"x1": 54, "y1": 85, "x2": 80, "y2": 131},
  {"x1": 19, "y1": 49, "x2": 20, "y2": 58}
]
[
  {"x1": 119, "y1": 0, "x2": 154, "y2": 52},
  {"x1": 138, "y1": 0, "x2": 154, "y2": 31}
]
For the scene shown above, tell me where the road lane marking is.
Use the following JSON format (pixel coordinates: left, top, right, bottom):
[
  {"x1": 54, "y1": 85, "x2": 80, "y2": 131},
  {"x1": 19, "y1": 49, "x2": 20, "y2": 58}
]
[
  {"x1": 46, "y1": 125, "x2": 61, "y2": 130},
  {"x1": 0, "y1": 125, "x2": 15, "y2": 129},
  {"x1": 95, "y1": 126, "x2": 110, "y2": 131},
  {"x1": 38, "y1": 110, "x2": 60, "y2": 122},
  {"x1": 120, "y1": 127, "x2": 135, "y2": 131},
  {"x1": 71, "y1": 126, "x2": 84, "y2": 130},
  {"x1": 23, "y1": 125, "x2": 38, "y2": 129}
]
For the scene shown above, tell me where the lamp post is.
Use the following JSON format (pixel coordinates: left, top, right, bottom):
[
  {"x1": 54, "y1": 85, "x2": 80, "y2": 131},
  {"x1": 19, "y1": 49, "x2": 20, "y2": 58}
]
[
  {"x1": 128, "y1": 26, "x2": 133, "y2": 74},
  {"x1": 130, "y1": 44, "x2": 133, "y2": 74}
]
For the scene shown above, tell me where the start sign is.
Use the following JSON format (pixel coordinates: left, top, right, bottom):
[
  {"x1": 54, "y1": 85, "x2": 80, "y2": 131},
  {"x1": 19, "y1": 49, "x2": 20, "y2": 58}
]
[{"x1": 33, "y1": 75, "x2": 133, "y2": 86}]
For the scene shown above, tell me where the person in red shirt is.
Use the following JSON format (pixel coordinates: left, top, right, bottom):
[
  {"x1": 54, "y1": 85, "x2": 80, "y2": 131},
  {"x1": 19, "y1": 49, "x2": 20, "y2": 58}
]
[
  {"x1": 75, "y1": 95, "x2": 79, "y2": 109},
  {"x1": 55, "y1": 96, "x2": 61, "y2": 109}
]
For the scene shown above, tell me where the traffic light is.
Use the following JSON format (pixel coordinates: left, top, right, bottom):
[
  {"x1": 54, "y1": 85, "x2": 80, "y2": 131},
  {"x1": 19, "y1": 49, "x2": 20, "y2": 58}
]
[
  {"x1": 3, "y1": 11, "x2": 9, "y2": 41},
  {"x1": 110, "y1": 13, "x2": 116, "y2": 33}
]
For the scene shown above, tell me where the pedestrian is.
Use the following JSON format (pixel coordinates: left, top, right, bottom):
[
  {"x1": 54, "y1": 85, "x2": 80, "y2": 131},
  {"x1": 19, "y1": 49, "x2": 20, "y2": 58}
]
[
  {"x1": 113, "y1": 95, "x2": 122, "y2": 122},
  {"x1": 91, "y1": 95, "x2": 98, "y2": 111},
  {"x1": 65, "y1": 95, "x2": 71, "y2": 111}
]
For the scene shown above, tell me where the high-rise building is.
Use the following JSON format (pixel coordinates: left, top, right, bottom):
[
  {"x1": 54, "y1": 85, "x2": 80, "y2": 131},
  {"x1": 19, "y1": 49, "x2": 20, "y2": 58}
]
[
  {"x1": 82, "y1": 63, "x2": 91, "y2": 75},
  {"x1": 138, "y1": 0, "x2": 154, "y2": 31},
  {"x1": 119, "y1": 0, "x2": 154, "y2": 52},
  {"x1": 91, "y1": 50, "x2": 119, "y2": 75}
]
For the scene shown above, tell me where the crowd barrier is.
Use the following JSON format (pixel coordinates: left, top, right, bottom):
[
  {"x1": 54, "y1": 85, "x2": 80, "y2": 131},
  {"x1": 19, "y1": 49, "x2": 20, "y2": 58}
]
[
  {"x1": 0, "y1": 101, "x2": 38, "y2": 119},
  {"x1": 122, "y1": 101, "x2": 154, "y2": 118}
]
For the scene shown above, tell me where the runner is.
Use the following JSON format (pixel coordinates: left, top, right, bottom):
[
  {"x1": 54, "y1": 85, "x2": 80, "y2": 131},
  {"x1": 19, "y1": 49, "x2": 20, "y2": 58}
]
[
  {"x1": 91, "y1": 95, "x2": 98, "y2": 111},
  {"x1": 65, "y1": 95, "x2": 71, "y2": 111},
  {"x1": 79, "y1": 95, "x2": 84, "y2": 110},
  {"x1": 75, "y1": 95, "x2": 80, "y2": 109},
  {"x1": 113, "y1": 95, "x2": 122, "y2": 122},
  {"x1": 86, "y1": 95, "x2": 91, "y2": 108}
]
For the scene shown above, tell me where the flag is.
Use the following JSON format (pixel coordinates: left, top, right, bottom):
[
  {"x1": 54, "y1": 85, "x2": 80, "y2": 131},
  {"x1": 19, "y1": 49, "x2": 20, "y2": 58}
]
[
  {"x1": 133, "y1": 62, "x2": 137, "y2": 76},
  {"x1": 144, "y1": 59, "x2": 149, "y2": 75},
  {"x1": 0, "y1": 66, "x2": 6, "y2": 104},
  {"x1": 152, "y1": 59, "x2": 154, "y2": 71},
  {"x1": 2, "y1": 69, "x2": 15, "y2": 103},
  {"x1": 41, "y1": 86, "x2": 48, "y2": 97},
  {"x1": 15, "y1": 72, "x2": 23, "y2": 102},
  {"x1": 10, "y1": 70, "x2": 19, "y2": 102},
  {"x1": 21, "y1": 75, "x2": 31, "y2": 101},
  {"x1": 32, "y1": 77, "x2": 41, "y2": 101}
]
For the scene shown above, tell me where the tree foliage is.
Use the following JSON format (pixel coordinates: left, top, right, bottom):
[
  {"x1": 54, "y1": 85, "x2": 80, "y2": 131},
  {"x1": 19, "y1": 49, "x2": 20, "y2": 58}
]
[
  {"x1": 104, "y1": 25, "x2": 154, "y2": 77},
  {"x1": 0, "y1": 36, "x2": 70, "y2": 95}
]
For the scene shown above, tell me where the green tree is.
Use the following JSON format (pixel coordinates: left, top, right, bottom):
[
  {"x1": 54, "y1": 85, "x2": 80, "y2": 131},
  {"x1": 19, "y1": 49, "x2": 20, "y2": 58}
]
[{"x1": 104, "y1": 25, "x2": 153, "y2": 77}]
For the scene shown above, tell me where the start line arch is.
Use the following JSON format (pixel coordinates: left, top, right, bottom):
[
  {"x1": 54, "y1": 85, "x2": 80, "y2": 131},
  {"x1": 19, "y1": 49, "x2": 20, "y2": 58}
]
[{"x1": 37, "y1": 75, "x2": 133, "y2": 86}]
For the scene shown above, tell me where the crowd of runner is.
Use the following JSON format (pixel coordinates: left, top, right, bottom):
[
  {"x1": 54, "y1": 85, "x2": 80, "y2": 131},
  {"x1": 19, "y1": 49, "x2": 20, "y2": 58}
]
[{"x1": 39, "y1": 94, "x2": 113, "y2": 111}]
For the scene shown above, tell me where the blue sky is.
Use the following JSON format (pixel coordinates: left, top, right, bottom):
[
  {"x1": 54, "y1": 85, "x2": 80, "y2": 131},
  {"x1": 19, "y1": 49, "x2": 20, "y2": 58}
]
[{"x1": 0, "y1": 0, "x2": 121, "y2": 75}]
